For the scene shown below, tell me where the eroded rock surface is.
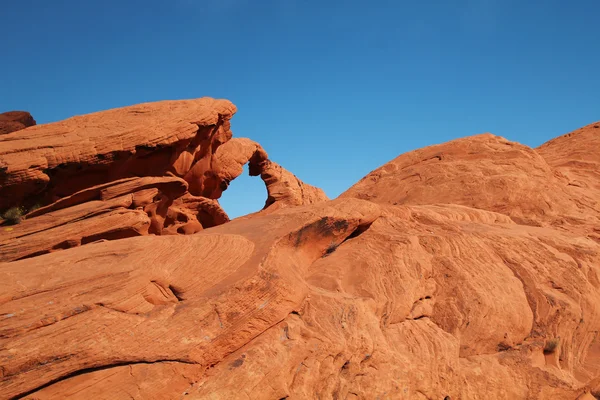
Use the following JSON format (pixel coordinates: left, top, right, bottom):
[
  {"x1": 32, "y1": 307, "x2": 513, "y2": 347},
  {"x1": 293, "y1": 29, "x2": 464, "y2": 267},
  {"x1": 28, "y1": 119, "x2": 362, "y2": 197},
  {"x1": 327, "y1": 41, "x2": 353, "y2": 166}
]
[
  {"x1": 0, "y1": 99, "x2": 327, "y2": 260},
  {"x1": 340, "y1": 133, "x2": 600, "y2": 228},
  {"x1": 0, "y1": 98, "x2": 236, "y2": 210},
  {"x1": 0, "y1": 111, "x2": 36, "y2": 135},
  {"x1": 536, "y1": 121, "x2": 600, "y2": 208},
  {"x1": 0, "y1": 176, "x2": 188, "y2": 262},
  {"x1": 0, "y1": 107, "x2": 598, "y2": 399}
]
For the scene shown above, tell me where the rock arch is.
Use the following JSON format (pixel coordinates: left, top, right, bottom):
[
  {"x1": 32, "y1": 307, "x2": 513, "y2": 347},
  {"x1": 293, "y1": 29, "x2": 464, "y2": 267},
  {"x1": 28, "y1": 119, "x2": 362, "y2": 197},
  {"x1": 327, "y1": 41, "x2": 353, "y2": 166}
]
[{"x1": 0, "y1": 98, "x2": 327, "y2": 261}]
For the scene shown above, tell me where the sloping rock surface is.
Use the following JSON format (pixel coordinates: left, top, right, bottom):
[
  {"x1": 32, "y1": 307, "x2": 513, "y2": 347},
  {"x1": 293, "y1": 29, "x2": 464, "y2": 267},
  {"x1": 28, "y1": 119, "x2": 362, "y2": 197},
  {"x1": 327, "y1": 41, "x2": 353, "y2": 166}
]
[
  {"x1": 536, "y1": 122, "x2": 600, "y2": 205},
  {"x1": 340, "y1": 133, "x2": 599, "y2": 227},
  {"x1": 0, "y1": 106, "x2": 598, "y2": 399}
]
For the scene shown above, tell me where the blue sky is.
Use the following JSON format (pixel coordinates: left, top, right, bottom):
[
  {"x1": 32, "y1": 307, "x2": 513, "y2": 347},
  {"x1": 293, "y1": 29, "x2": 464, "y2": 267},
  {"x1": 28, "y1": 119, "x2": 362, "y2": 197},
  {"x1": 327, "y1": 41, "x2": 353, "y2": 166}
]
[{"x1": 2, "y1": 0, "x2": 599, "y2": 218}]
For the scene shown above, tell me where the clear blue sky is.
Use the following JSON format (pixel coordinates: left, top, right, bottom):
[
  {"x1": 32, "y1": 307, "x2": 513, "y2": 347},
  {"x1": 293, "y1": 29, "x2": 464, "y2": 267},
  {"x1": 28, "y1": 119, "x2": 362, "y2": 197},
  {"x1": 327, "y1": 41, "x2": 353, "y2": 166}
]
[{"x1": 2, "y1": 1, "x2": 599, "y2": 218}]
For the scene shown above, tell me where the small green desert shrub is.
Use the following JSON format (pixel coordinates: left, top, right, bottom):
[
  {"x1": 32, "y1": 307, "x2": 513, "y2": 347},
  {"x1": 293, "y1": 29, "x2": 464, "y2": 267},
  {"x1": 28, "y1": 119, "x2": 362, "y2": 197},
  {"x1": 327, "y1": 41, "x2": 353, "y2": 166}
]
[
  {"x1": 1, "y1": 207, "x2": 24, "y2": 225},
  {"x1": 543, "y1": 338, "x2": 559, "y2": 354}
]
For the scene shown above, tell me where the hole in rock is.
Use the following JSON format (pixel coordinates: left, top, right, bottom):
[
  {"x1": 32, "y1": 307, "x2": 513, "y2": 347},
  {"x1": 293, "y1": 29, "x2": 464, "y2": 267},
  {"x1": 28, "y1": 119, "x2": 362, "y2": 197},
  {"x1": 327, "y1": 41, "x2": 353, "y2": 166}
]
[
  {"x1": 341, "y1": 221, "x2": 374, "y2": 244},
  {"x1": 218, "y1": 163, "x2": 267, "y2": 219}
]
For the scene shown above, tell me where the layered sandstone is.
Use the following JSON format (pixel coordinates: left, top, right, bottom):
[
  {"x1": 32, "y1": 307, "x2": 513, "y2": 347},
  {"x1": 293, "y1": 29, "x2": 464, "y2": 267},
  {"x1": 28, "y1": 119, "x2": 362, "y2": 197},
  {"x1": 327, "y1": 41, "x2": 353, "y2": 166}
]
[
  {"x1": 340, "y1": 133, "x2": 599, "y2": 227},
  {"x1": 536, "y1": 122, "x2": 600, "y2": 207},
  {"x1": 0, "y1": 99, "x2": 327, "y2": 260},
  {"x1": 0, "y1": 105, "x2": 598, "y2": 399}
]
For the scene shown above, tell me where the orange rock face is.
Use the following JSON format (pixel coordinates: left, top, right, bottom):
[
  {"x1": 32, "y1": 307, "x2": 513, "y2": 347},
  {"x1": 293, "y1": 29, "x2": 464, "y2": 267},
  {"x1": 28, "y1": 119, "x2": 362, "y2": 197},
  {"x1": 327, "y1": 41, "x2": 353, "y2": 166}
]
[
  {"x1": 0, "y1": 111, "x2": 36, "y2": 135},
  {"x1": 0, "y1": 99, "x2": 327, "y2": 260},
  {"x1": 0, "y1": 98, "x2": 237, "y2": 210},
  {"x1": 0, "y1": 99, "x2": 325, "y2": 212},
  {"x1": 536, "y1": 122, "x2": 600, "y2": 207},
  {"x1": 0, "y1": 104, "x2": 599, "y2": 399},
  {"x1": 340, "y1": 132, "x2": 599, "y2": 227}
]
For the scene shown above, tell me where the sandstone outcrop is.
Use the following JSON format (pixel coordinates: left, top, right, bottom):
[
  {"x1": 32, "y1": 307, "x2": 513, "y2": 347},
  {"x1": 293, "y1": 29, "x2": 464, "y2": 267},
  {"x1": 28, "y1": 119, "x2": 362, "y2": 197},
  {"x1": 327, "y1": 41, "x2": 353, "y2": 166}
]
[
  {"x1": 0, "y1": 99, "x2": 327, "y2": 260},
  {"x1": 0, "y1": 105, "x2": 598, "y2": 399},
  {"x1": 0, "y1": 98, "x2": 236, "y2": 210},
  {"x1": 536, "y1": 121, "x2": 600, "y2": 208},
  {"x1": 0, "y1": 111, "x2": 36, "y2": 135},
  {"x1": 0, "y1": 176, "x2": 188, "y2": 262},
  {"x1": 209, "y1": 138, "x2": 328, "y2": 213},
  {"x1": 0, "y1": 99, "x2": 325, "y2": 213},
  {"x1": 340, "y1": 133, "x2": 599, "y2": 228}
]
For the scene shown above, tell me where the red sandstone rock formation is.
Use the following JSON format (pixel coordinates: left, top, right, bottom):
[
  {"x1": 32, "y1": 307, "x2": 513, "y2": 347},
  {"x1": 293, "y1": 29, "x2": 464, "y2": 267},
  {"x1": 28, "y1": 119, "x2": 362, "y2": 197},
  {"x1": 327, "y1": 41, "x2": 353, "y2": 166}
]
[
  {"x1": 0, "y1": 104, "x2": 598, "y2": 399},
  {"x1": 339, "y1": 133, "x2": 599, "y2": 227},
  {"x1": 0, "y1": 99, "x2": 327, "y2": 260},
  {"x1": 0, "y1": 111, "x2": 36, "y2": 135},
  {"x1": 0, "y1": 99, "x2": 325, "y2": 212},
  {"x1": 0, "y1": 176, "x2": 188, "y2": 262},
  {"x1": 536, "y1": 121, "x2": 600, "y2": 208}
]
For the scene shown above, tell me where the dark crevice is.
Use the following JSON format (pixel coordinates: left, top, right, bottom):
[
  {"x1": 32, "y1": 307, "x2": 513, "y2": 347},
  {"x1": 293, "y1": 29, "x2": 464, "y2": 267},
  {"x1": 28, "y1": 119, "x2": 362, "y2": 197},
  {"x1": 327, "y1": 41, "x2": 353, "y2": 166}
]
[
  {"x1": 341, "y1": 360, "x2": 350, "y2": 371},
  {"x1": 322, "y1": 220, "x2": 375, "y2": 258},
  {"x1": 11, "y1": 359, "x2": 197, "y2": 399},
  {"x1": 342, "y1": 221, "x2": 373, "y2": 243},
  {"x1": 15, "y1": 249, "x2": 50, "y2": 261},
  {"x1": 169, "y1": 285, "x2": 185, "y2": 301},
  {"x1": 497, "y1": 342, "x2": 512, "y2": 352},
  {"x1": 80, "y1": 228, "x2": 144, "y2": 245}
]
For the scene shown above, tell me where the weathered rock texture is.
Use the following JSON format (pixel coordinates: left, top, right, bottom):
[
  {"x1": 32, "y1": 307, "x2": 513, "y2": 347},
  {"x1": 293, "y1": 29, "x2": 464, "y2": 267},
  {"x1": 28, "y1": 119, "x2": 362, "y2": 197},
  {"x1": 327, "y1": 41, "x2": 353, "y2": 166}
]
[
  {"x1": 339, "y1": 132, "x2": 599, "y2": 227},
  {"x1": 0, "y1": 176, "x2": 187, "y2": 262},
  {"x1": 0, "y1": 99, "x2": 327, "y2": 261},
  {"x1": 0, "y1": 98, "x2": 325, "y2": 212},
  {"x1": 536, "y1": 122, "x2": 600, "y2": 208},
  {"x1": 0, "y1": 111, "x2": 36, "y2": 135},
  {"x1": 0, "y1": 107, "x2": 599, "y2": 399}
]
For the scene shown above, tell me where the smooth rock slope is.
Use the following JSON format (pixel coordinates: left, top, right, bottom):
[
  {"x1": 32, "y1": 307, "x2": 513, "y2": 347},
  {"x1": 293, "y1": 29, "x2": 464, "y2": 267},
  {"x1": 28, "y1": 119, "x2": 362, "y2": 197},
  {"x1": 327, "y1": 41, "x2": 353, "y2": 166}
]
[{"x1": 0, "y1": 103, "x2": 598, "y2": 399}]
